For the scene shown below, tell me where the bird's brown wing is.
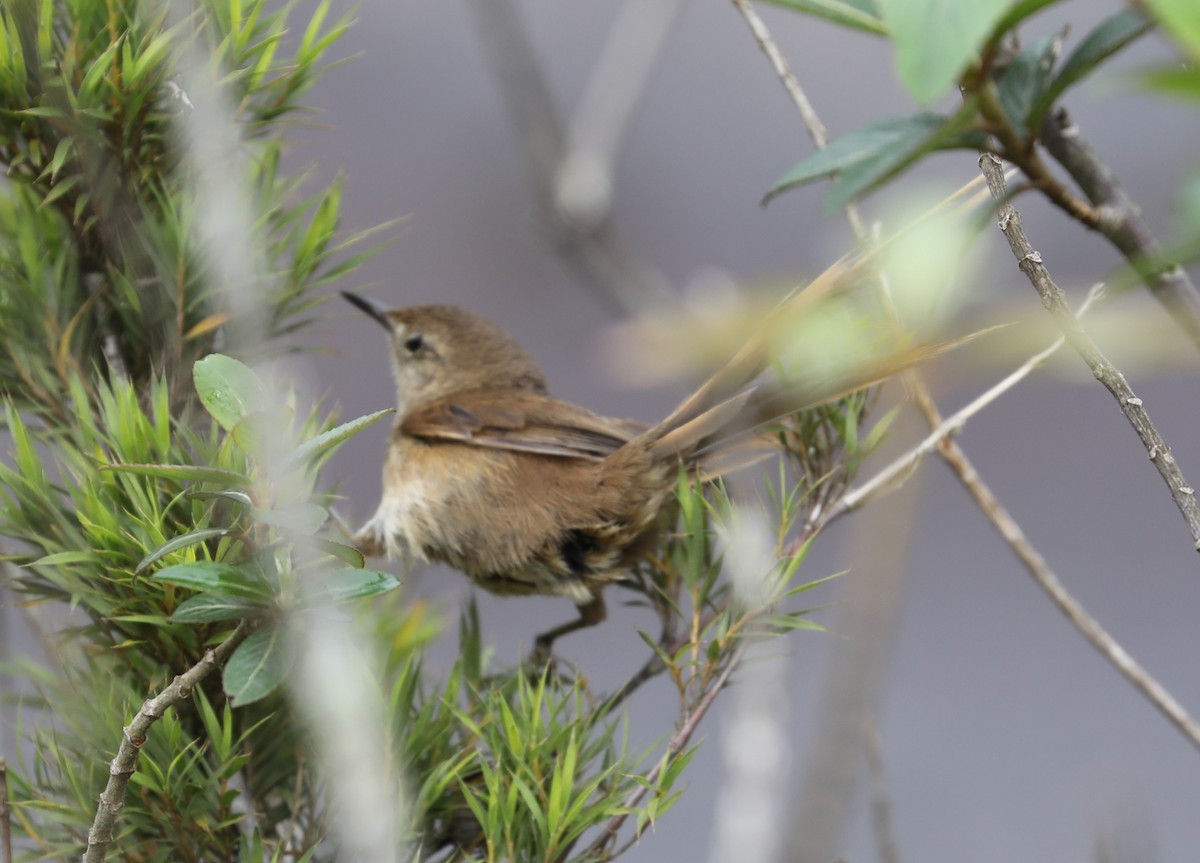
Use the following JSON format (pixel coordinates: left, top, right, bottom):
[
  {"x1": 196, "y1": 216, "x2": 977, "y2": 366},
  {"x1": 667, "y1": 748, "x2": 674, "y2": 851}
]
[{"x1": 400, "y1": 390, "x2": 644, "y2": 461}]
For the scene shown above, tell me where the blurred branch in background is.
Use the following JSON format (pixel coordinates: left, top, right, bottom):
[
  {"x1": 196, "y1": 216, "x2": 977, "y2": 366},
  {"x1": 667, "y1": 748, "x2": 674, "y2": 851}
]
[{"x1": 463, "y1": 0, "x2": 678, "y2": 313}]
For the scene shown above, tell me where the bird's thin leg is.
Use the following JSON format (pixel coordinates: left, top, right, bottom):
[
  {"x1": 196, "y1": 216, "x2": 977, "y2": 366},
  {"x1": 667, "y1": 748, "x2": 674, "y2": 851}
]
[{"x1": 532, "y1": 593, "x2": 607, "y2": 659}]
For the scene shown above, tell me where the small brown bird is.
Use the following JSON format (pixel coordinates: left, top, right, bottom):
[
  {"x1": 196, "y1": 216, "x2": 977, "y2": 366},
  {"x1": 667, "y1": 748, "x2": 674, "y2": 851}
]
[{"x1": 343, "y1": 268, "x2": 946, "y2": 654}]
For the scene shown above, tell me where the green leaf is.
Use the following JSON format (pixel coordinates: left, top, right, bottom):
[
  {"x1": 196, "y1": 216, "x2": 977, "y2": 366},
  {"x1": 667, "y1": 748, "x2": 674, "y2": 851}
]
[
  {"x1": 1140, "y1": 65, "x2": 1200, "y2": 101},
  {"x1": 151, "y1": 561, "x2": 275, "y2": 602},
  {"x1": 1029, "y1": 9, "x2": 1153, "y2": 129},
  {"x1": 193, "y1": 354, "x2": 269, "y2": 433},
  {"x1": 1144, "y1": 0, "x2": 1200, "y2": 60},
  {"x1": 994, "y1": 34, "x2": 1059, "y2": 139},
  {"x1": 172, "y1": 594, "x2": 264, "y2": 623},
  {"x1": 315, "y1": 539, "x2": 365, "y2": 568},
  {"x1": 186, "y1": 489, "x2": 255, "y2": 507},
  {"x1": 102, "y1": 463, "x2": 252, "y2": 486},
  {"x1": 876, "y1": 0, "x2": 1010, "y2": 104},
  {"x1": 299, "y1": 568, "x2": 400, "y2": 604},
  {"x1": 136, "y1": 528, "x2": 231, "y2": 574},
  {"x1": 278, "y1": 409, "x2": 393, "y2": 472},
  {"x1": 224, "y1": 624, "x2": 289, "y2": 706},
  {"x1": 758, "y1": 0, "x2": 887, "y2": 36},
  {"x1": 230, "y1": 403, "x2": 294, "y2": 454},
  {"x1": 764, "y1": 110, "x2": 984, "y2": 210},
  {"x1": 764, "y1": 113, "x2": 944, "y2": 205},
  {"x1": 32, "y1": 550, "x2": 99, "y2": 566},
  {"x1": 987, "y1": 0, "x2": 1067, "y2": 44}
]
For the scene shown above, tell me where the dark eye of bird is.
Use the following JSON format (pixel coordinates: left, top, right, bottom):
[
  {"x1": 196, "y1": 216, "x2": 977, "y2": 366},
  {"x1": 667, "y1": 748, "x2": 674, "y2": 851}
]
[{"x1": 404, "y1": 333, "x2": 424, "y2": 353}]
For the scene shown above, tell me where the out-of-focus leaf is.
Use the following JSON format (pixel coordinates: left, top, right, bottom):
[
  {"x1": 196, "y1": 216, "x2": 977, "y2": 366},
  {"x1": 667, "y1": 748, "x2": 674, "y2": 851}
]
[
  {"x1": 1140, "y1": 65, "x2": 1200, "y2": 101},
  {"x1": 230, "y1": 403, "x2": 294, "y2": 454},
  {"x1": 278, "y1": 408, "x2": 392, "y2": 472},
  {"x1": 136, "y1": 527, "x2": 231, "y2": 574},
  {"x1": 1144, "y1": 0, "x2": 1200, "y2": 60},
  {"x1": 1029, "y1": 9, "x2": 1153, "y2": 129},
  {"x1": 758, "y1": 0, "x2": 887, "y2": 36},
  {"x1": 315, "y1": 539, "x2": 365, "y2": 568},
  {"x1": 876, "y1": 0, "x2": 1010, "y2": 104},
  {"x1": 193, "y1": 354, "x2": 269, "y2": 433},
  {"x1": 224, "y1": 624, "x2": 289, "y2": 706},
  {"x1": 151, "y1": 561, "x2": 275, "y2": 602},
  {"x1": 299, "y1": 568, "x2": 400, "y2": 604},
  {"x1": 987, "y1": 0, "x2": 1067, "y2": 43},
  {"x1": 255, "y1": 502, "x2": 328, "y2": 535},
  {"x1": 172, "y1": 594, "x2": 264, "y2": 623}
]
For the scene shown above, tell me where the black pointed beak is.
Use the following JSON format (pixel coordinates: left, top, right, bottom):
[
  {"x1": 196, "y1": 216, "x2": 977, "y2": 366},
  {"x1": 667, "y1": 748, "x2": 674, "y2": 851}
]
[{"x1": 340, "y1": 291, "x2": 393, "y2": 332}]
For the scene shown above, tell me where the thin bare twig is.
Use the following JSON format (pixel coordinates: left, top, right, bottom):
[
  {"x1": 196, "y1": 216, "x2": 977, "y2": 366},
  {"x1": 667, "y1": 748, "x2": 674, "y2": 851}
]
[
  {"x1": 863, "y1": 720, "x2": 900, "y2": 863},
  {"x1": 82, "y1": 619, "x2": 259, "y2": 863},
  {"x1": 462, "y1": 0, "x2": 673, "y2": 313},
  {"x1": 585, "y1": 643, "x2": 745, "y2": 858},
  {"x1": 935, "y1": 422, "x2": 1200, "y2": 752},
  {"x1": 979, "y1": 152, "x2": 1200, "y2": 552},
  {"x1": 831, "y1": 285, "x2": 1105, "y2": 520},
  {"x1": 570, "y1": 0, "x2": 689, "y2": 171},
  {"x1": 1040, "y1": 106, "x2": 1200, "y2": 352}
]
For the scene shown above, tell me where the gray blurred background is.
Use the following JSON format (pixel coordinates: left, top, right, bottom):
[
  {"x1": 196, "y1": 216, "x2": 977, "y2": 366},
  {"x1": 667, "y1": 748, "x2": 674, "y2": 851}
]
[
  {"x1": 19, "y1": 0, "x2": 1191, "y2": 859},
  {"x1": 298, "y1": 1, "x2": 1200, "y2": 861}
]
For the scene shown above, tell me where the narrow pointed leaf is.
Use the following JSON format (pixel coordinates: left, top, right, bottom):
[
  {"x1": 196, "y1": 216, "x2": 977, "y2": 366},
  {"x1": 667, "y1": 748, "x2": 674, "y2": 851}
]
[
  {"x1": 171, "y1": 594, "x2": 264, "y2": 622},
  {"x1": 299, "y1": 568, "x2": 400, "y2": 604},
  {"x1": 1029, "y1": 9, "x2": 1153, "y2": 128},
  {"x1": 278, "y1": 409, "x2": 393, "y2": 472},
  {"x1": 136, "y1": 527, "x2": 231, "y2": 574},
  {"x1": 102, "y1": 463, "x2": 252, "y2": 486}
]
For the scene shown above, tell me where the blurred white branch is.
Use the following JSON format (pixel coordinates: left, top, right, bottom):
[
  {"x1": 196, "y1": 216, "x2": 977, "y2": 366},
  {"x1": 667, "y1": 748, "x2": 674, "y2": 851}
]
[{"x1": 463, "y1": 0, "x2": 676, "y2": 312}]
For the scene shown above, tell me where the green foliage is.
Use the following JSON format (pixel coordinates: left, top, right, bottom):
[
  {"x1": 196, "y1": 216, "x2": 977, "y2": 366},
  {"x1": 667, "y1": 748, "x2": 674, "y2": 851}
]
[
  {"x1": 875, "y1": 0, "x2": 1013, "y2": 105},
  {"x1": 0, "y1": 0, "x2": 384, "y2": 422},
  {"x1": 764, "y1": 2, "x2": 1160, "y2": 213},
  {"x1": 0, "y1": 0, "x2": 878, "y2": 860}
]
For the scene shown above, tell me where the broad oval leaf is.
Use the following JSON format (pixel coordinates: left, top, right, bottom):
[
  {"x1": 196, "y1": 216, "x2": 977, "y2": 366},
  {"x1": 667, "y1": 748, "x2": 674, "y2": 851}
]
[
  {"x1": 151, "y1": 561, "x2": 275, "y2": 602},
  {"x1": 278, "y1": 408, "x2": 394, "y2": 472},
  {"x1": 193, "y1": 354, "x2": 269, "y2": 433},
  {"x1": 876, "y1": 0, "x2": 1010, "y2": 105},
  {"x1": 224, "y1": 624, "x2": 290, "y2": 706},
  {"x1": 101, "y1": 463, "x2": 252, "y2": 486},
  {"x1": 172, "y1": 594, "x2": 264, "y2": 623},
  {"x1": 136, "y1": 527, "x2": 231, "y2": 574}
]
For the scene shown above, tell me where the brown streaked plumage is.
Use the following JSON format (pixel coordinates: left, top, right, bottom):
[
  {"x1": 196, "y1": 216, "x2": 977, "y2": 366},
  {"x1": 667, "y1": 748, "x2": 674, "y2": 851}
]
[{"x1": 343, "y1": 270, "x2": 955, "y2": 655}]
